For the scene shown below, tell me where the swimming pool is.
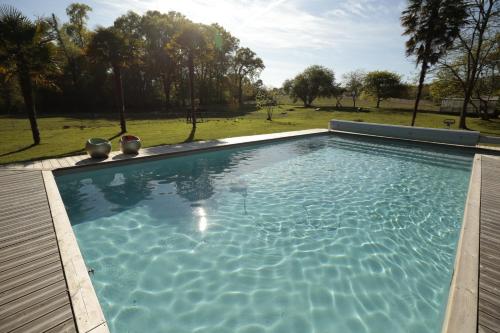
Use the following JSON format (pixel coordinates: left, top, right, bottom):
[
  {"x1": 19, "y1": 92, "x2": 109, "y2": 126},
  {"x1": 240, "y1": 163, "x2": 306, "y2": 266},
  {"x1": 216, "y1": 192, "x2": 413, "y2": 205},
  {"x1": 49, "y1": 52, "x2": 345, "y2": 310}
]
[{"x1": 56, "y1": 134, "x2": 473, "y2": 333}]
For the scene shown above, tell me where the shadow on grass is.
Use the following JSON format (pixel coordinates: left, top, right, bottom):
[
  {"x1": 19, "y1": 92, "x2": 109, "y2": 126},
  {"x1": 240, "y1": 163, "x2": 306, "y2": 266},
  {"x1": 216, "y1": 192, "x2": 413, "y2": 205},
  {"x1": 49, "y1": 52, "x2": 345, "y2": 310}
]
[
  {"x1": 108, "y1": 131, "x2": 124, "y2": 141},
  {"x1": 315, "y1": 106, "x2": 371, "y2": 113},
  {"x1": 0, "y1": 143, "x2": 37, "y2": 158},
  {"x1": 469, "y1": 118, "x2": 500, "y2": 135},
  {"x1": 1, "y1": 105, "x2": 259, "y2": 121}
]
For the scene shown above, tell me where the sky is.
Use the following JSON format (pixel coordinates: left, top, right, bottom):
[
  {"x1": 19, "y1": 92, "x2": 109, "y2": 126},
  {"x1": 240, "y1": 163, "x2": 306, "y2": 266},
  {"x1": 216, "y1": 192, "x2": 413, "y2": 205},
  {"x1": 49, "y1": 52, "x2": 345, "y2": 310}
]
[{"x1": 8, "y1": 0, "x2": 419, "y2": 87}]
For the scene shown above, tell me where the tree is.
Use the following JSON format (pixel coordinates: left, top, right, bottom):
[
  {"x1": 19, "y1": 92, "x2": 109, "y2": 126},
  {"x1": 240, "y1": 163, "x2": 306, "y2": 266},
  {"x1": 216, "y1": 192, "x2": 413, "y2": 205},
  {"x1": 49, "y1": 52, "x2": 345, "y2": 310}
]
[
  {"x1": 439, "y1": 0, "x2": 499, "y2": 128},
  {"x1": 0, "y1": 5, "x2": 56, "y2": 144},
  {"x1": 364, "y1": 71, "x2": 405, "y2": 108},
  {"x1": 256, "y1": 87, "x2": 278, "y2": 121},
  {"x1": 434, "y1": 33, "x2": 499, "y2": 119},
  {"x1": 87, "y1": 27, "x2": 139, "y2": 133},
  {"x1": 331, "y1": 84, "x2": 345, "y2": 109},
  {"x1": 429, "y1": 67, "x2": 464, "y2": 101},
  {"x1": 233, "y1": 47, "x2": 264, "y2": 105},
  {"x1": 169, "y1": 22, "x2": 207, "y2": 129},
  {"x1": 65, "y1": 3, "x2": 92, "y2": 48},
  {"x1": 210, "y1": 24, "x2": 239, "y2": 103},
  {"x1": 343, "y1": 70, "x2": 366, "y2": 108},
  {"x1": 401, "y1": 0, "x2": 467, "y2": 126},
  {"x1": 0, "y1": 7, "x2": 265, "y2": 117},
  {"x1": 283, "y1": 65, "x2": 336, "y2": 107},
  {"x1": 47, "y1": 3, "x2": 94, "y2": 113},
  {"x1": 141, "y1": 11, "x2": 184, "y2": 111}
]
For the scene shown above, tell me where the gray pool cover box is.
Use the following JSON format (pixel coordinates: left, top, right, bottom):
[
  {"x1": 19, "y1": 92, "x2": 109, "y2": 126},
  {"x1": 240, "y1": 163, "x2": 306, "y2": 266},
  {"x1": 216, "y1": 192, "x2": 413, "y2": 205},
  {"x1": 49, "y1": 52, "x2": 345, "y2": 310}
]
[{"x1": 329, "y1": 120, "x2": 480, "y2": 146}]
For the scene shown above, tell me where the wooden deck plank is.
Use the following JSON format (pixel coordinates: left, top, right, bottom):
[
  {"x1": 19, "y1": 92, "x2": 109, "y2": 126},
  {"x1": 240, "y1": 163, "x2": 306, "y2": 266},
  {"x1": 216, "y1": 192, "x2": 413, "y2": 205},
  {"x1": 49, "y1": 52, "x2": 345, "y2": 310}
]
[
  {"x1": 0, "y1": 205, "x2": 53, "y2": 224},
  {"x1": 0, "y1": 292, "x2": 70, "y2": 332},
  {"x1": 41, "y1": 159, "x2": 52, "y2": 170},
  {"x1": 7, "y1": 301, "x2": 73, "y2": 333},
  {"x1": 0, "y1": 194, "x2": 49, "y2": 209},
  {"x1": 0, "y1": 169, "x2": 33, "y2": 177},
  {"x1": 0, "y1": 245, "x2": 58, "y2": 272},
  {"x1": 57, "y1": 158, "x2": 71, "y2": 168},
  {"x1": 0, "y1": 170, "x2": 76, "y2": 332},
  {"x1": 0, "y1": 218, "x2": 52, "y2": 238},
  {"x1": 478, "y1": 156, "x2": 500, "y2": 332},
  {"x1": 0, "y1": 260, "x2": 62, "y2": 294},
  {"x1": 0, "y1": 280, "x2": 66, "y2": 320},
  {"x1": 0, "y1": 226, "x2": 55, "y2": 250},
  {"x1": 32, "y1": 160, "x2": 43, "y2": 169},
  {"x1": 0, "y1": 226, "x2": 55, "y2": 252},
  {"x1": 479, "y1": 288, "x2": 500, "y2": 313},
  {"x1": 0, "y1": 252, "x2": 61, "y2": 284},
  {"x1": 44, "y1": 318, "x2": 77, "y2": 333},
  {"x1": 479, "y1": 324, "x2": 498, "y2": 333},
  {"x1": 0, "y1": 233, "x2": 56, "y2": 258},
  {"x1": 479, "y1": 311, "x2": 500, "y2": 333},
  {"x1": 0, "y1": 271, "x2": 65, "y2": 306}
]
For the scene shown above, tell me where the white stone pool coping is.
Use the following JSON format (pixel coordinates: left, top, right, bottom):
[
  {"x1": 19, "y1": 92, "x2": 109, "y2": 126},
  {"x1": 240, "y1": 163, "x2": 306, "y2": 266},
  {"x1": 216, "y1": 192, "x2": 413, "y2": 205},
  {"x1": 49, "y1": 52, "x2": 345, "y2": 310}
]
[
  {"x1": 20, "y1": 128, "x2": 487, "y2": 333},
  {"x1": 43, "y1": 171, "x2": 109, "y2": 333},
  {"x1": 441, "y1": 154, "x2": 481, "y2": 333}
]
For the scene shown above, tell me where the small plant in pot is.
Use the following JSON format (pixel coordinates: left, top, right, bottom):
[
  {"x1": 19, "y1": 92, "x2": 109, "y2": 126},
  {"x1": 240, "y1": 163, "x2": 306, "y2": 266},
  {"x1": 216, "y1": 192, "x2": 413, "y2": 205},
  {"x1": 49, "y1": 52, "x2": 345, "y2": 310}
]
[{"x1": 120, "y1": 135, "x2": 141, "y2": 154}]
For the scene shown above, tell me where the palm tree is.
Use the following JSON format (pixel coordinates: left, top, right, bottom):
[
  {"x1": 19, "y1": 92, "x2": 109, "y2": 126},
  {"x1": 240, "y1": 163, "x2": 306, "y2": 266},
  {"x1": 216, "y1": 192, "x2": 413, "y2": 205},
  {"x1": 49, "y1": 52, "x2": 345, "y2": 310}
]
[
  {"x1": 87, "y1": 27, "x2": 138, "y2": 133},
  {"x1": 401, "y1": 0, "x2": 467, "y2": 126},
  {"x1": 0, "y1": 5, "x2": 55, "y2": 145}
]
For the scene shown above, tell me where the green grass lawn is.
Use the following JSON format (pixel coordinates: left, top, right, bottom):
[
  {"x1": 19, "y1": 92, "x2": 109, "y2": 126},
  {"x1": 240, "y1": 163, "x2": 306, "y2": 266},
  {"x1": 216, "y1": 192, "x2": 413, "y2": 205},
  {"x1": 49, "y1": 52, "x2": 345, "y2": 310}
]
[{"x1": 1, "y1": 101, "x2": 499, "y2": 164}]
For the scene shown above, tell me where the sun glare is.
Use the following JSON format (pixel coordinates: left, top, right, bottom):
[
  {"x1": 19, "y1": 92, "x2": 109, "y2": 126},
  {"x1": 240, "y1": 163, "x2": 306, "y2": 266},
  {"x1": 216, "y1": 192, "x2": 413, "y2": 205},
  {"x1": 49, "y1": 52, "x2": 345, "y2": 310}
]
[{"x1": 195, "y1": 207, "x2": 208, "y2": 232}]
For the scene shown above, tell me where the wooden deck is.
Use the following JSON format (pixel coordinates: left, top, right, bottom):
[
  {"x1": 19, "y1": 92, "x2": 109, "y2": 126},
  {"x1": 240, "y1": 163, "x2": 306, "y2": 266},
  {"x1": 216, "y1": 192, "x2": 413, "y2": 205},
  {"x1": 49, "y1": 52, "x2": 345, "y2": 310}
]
[
  {"x1": 0, "y1": 170, "x2": 77, "y2": 333},
  {"x1": 479, "y1": 156, "x2": 500, "y2": 333}
]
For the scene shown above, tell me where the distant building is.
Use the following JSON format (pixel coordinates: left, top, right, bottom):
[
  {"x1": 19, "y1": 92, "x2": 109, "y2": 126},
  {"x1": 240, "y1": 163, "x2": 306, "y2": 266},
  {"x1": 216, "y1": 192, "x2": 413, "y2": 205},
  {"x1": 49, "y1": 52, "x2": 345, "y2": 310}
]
[{"x1": 440, "y1": 97, "x2": 498, "y2": 115}]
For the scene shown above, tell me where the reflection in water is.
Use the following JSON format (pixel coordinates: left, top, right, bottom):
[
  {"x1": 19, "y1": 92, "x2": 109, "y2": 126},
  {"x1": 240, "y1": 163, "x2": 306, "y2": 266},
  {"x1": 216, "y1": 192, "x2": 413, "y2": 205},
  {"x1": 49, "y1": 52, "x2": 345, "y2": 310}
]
[
  {"x1": 230, "y1": 179, "x2": 248, "y2": 215},
  {"x1": 57, "y1": 141, "x2": 303, "y2": 225},
  {"x1": 195, "y1": 207, "x2": 208, "y2": 232},
  {"x1": 57, "y1": 135, "x2": 474, "y2": 227},
  {"x1": 95, "y1": 169, "x2": 154, "y2": 209}
]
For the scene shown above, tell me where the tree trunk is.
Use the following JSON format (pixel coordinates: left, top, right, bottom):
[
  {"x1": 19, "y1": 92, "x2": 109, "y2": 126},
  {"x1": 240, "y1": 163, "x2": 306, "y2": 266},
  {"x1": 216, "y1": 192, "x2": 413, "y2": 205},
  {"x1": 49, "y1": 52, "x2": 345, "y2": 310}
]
[
  {"x1": 1, "y1": 80, "x2": 12, "y2": 114},
  {"x1": 352, "y1": 95, "x2": 356, "y2": 108},
  {"x1": 411, "y1": 61, "x2": 428, "y2": 127},
  {"x1": 18, "y1": 69, "x2": 40, "y2": 145},
  {"x1": 161, "y1": 73, "x2": 171, "y2": 112},
  {"x1": 376, "y1": 98, "x2": 381, "y2": 108},
  {"x1": 459, "y1": 63, "x2": 480, "y2": 129},
  {"x1": 238, "y1": 76, "x2": 243, "y2": 106},
  {"x1": 458, "y1": 91, "x2": 471, "y2": 129},
  {"x1": 113, "y1": 66, "x2": 127, "y2": 133},
  {"x1": 188, "y1": 53, "x2": 196, "y2": 129}
]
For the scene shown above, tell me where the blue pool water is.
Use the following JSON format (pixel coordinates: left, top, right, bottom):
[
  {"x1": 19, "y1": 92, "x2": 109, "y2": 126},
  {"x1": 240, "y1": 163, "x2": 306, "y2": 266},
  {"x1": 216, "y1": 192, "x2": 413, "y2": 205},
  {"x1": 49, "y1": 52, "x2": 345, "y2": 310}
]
[{"x1": 56, "y1": 135, "x2": 473, "y2": 333}]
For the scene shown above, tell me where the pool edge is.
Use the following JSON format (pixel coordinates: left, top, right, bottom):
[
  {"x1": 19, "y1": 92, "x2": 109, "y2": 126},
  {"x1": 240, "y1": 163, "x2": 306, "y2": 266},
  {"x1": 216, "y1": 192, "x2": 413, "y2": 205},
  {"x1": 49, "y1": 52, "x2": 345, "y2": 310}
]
[
  {"x1": 53, "y1": 129, "x2": 330, "y2": 175},
  {"x1": 40, "y1": 129, "x2": 482, "y2": 333},
  {"x1": 42, "y1": 170, "x2": 110, "y2": 333},
  {"x1": 441, "y1": 154, "x2": 481, "y2": 333}
]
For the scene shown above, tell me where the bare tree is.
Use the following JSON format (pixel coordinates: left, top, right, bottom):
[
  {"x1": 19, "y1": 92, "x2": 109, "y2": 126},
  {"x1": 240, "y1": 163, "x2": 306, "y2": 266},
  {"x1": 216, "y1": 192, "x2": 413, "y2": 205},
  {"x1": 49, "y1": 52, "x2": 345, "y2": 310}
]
[
  {"x1": 342, "y1": 70, "x2": 366, "y2": 108},
  {"x1": 438, "y1": 0, "x2": 499, "y2": 128}
]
